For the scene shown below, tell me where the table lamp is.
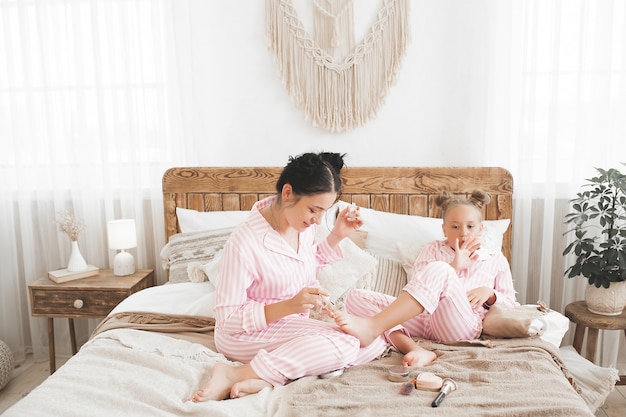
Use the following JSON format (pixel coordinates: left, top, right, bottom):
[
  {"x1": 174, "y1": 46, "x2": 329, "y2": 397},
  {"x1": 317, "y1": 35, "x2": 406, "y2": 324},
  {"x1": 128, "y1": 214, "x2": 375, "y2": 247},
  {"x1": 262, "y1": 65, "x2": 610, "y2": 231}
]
[{"x1": 107, "y1": 219, "x2": 137, "y2": 276}]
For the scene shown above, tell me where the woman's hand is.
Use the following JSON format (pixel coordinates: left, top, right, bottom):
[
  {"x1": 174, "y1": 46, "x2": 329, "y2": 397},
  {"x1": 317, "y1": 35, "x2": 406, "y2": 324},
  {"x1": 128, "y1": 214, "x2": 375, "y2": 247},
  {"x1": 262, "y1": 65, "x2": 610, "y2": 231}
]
[
  {"x1": 265, "y1": 287, "x2": 331, "y2": 323},
  {"x1": 466, "y1": 287, "x2": 496, "y2": 311},
  {"x1": 327, "y1": 204, "x2": 363, "y2": 245},
  {"x1": 289, "y1": 287, "x2": 331, "y2": 314}
]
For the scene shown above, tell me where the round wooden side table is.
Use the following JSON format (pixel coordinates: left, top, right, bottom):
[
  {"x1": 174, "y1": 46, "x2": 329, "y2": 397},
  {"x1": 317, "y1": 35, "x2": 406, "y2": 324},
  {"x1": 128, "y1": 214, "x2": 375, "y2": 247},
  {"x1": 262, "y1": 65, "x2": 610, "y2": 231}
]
[{"x1": 564, "y1": 300, "x2": 626, "y2": 385}]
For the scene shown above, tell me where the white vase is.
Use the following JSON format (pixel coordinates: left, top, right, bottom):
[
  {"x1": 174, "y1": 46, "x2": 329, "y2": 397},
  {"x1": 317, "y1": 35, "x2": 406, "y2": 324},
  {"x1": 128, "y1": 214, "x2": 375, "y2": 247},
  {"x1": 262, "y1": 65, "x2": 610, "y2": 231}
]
[
  {"x1": 584, "y1": 281, "x2": 626, "y2": 316},
  {"x1": 67, "y1": 240, "x2": 88, "y2": 272}
]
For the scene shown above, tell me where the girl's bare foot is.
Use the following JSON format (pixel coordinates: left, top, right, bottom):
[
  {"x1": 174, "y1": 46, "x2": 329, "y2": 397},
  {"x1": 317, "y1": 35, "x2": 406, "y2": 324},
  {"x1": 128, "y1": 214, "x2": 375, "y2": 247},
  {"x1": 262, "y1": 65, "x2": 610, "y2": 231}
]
[
  {"x1": 402, "y1": 347, "x2": 437, "y2": 367},
  {"x1": 231, "y1": 378, "x2": 273, "y2": 398},
  {"x1": 190, "y1": 362, "x2": 239, "y2": 402},
  {"x1": 333, "y1": 311, "x2": 379, "y2": 347}
]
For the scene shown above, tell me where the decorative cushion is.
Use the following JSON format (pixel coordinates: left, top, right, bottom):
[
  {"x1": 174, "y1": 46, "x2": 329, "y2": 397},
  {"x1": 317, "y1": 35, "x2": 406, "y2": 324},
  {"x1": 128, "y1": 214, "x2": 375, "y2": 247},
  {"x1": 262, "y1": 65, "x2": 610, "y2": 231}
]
[
  {"x1": 0, "y1": 339, "x2": 13, "y2": 391},
  {"x1": 315, "y1": 228, "x2": 378, "y2": 310},
  {"x1": 160, "y1": 227, "x2": 235, "y2": 283}
]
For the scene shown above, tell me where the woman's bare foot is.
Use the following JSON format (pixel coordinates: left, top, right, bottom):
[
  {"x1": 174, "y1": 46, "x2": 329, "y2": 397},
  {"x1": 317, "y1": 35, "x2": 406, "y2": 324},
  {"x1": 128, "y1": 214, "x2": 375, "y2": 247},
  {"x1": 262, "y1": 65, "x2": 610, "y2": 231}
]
[
  {"x1": 190, "y1": 362, "x2": 242, "y2": 402},
  {"x1": 333, "y1": 311, "x2": 379, "y2": 347},
  {"x1": 402, "y1": 347, "x2": 437, "y2": 367},
  {"x1": 231, "y1": 378, "x2": 273, "y2": 398}
]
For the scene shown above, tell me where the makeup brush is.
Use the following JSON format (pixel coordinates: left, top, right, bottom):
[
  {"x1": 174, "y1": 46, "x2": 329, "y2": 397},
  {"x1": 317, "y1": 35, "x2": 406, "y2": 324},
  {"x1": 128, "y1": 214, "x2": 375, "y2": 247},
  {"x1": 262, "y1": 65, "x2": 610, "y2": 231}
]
[{"x1": 431, "y1": 378, "x2": 457, "y2": 407}]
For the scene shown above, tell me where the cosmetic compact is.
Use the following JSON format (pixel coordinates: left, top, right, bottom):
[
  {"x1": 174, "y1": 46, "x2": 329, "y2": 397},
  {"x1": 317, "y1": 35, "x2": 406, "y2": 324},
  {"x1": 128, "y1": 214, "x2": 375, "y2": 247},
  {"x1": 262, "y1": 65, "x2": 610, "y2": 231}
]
[
  {"x1": 387, "y1": 365, "x2": 410, "y2": 382},
  {"x1": 413, "y1": 372, "x2": 443, "y2": 391}
]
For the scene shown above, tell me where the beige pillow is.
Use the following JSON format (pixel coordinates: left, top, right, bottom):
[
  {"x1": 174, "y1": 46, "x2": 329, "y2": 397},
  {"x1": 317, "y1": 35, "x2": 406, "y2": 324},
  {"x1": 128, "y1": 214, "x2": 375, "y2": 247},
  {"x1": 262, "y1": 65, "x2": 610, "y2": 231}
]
[
  {"x1": 481, "y1": 304, "x2": 546, "y2": 339},
  {"x1": 369, "y1": 253, "x2": 407, "y2": 297}
]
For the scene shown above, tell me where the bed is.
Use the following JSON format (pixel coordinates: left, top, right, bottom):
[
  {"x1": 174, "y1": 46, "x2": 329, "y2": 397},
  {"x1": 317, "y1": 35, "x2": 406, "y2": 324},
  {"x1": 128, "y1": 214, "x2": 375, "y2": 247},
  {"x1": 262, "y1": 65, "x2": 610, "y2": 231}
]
[{"x1": 5, "y1": 166, "x2": 617, "y2": 417}]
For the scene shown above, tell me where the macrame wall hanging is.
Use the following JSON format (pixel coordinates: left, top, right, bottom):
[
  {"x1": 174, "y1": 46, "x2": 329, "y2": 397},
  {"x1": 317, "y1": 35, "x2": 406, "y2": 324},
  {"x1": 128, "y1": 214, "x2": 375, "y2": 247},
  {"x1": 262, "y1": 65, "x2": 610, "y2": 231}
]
[{"x1": 266, "y1": 0, "x2": 410, "y2": 132}]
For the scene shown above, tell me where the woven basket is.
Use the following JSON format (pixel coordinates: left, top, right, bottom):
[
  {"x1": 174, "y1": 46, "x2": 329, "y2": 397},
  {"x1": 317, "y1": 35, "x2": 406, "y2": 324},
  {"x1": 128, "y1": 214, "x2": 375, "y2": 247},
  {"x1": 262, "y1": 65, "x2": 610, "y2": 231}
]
[{"x1": 0, "y1": 339, "x2": 13, "y2": 390}]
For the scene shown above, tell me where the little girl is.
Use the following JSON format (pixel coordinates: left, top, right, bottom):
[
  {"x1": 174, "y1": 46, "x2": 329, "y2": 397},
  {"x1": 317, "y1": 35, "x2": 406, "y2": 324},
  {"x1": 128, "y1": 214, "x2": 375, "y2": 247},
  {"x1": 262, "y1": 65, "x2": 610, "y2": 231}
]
[{"x1": 334, "y1": 189, "x2": 518, "y2": 366}]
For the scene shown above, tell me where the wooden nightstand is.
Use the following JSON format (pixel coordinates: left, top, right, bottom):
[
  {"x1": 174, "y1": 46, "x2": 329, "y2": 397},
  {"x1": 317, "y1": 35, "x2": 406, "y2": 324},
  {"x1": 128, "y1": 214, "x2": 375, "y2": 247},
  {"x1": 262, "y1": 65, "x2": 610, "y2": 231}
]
[{"x1": 29, "y1": 269, "x2": 154, "y2": 374}]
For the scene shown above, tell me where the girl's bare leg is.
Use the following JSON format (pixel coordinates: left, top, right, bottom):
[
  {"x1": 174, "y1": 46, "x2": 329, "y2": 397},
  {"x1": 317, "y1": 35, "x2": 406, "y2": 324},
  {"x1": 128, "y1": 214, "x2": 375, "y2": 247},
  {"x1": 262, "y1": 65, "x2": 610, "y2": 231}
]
[
  {"x1": 334, "y1": 291, "x2": 425, "y2": 347},
  {"x1": 189, "y1": 362, "x2": 261, "y2": 402},
  {"x1": 389, "y1": 330, "x2": 437, "y2": 367}
]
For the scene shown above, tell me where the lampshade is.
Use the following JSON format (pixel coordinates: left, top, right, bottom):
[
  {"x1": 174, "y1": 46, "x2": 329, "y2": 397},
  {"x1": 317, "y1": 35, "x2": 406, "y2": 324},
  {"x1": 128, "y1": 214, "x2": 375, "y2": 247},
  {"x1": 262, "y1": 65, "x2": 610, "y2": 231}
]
[
  {"x1": 107, "y1": 219, "x2": 137, "y2": 250},
  {"x1": 107, "y1": 219, "x2": 137, "y2": 276}
]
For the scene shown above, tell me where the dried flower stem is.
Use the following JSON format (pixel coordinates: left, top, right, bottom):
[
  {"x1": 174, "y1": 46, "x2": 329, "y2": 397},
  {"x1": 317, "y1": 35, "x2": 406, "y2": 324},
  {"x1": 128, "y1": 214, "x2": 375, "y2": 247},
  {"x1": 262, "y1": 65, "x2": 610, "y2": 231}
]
[{"x1": 55, "y1": 210, "x2": 86, "y2": 241}]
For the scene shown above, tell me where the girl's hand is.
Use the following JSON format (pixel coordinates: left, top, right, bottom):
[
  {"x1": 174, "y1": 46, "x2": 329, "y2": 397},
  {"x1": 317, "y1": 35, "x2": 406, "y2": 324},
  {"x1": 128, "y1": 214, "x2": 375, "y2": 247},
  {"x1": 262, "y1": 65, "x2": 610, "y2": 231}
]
[
  {"x1": 330, "y1": 204, "x2": 363, "y2": 240},
  {"x1": 450, "y1": 236, "x2": 481, "y2": 270},
  {"x1": 466, "y1": 287, "x2": 495, "y2": 310}
]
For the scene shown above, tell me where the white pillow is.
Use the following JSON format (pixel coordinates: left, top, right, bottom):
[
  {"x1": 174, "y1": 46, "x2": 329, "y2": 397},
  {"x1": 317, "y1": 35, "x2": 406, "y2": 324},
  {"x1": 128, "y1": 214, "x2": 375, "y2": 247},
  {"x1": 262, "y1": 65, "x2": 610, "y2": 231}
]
[
  {"x1": 109, "y1": 281, "x2": 217, "y2": 318},
  {"x1": 329, "y1": 201, "x2": 510, "y2": 263},
  {"x1": 479, "y1": 218, "x2": 511, "y2": 255},
  {"x1": 315, "y1": 227, "x2": 378, "y2": 309},
  {"x1": 176, "y1": 207, "x2": 249, "y2": 233},
  {"x1": 327, "y1": 201, "x2": 441, "y2": 263}
]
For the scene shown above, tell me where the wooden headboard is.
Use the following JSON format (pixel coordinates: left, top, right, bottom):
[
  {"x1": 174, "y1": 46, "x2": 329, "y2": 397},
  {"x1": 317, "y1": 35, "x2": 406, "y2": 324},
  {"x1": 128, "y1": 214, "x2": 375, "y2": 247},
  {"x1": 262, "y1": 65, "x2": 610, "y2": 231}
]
[{"x1": 162, "y1": 167, "x2": 514, "y2": 264}]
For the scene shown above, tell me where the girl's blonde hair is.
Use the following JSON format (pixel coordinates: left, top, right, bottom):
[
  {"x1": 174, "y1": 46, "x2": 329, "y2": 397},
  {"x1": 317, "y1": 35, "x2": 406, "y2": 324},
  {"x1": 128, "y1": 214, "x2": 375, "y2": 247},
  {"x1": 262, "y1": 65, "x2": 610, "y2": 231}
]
[{"x1": 434, "y1": 189, "x2": 491, "y2": 220}]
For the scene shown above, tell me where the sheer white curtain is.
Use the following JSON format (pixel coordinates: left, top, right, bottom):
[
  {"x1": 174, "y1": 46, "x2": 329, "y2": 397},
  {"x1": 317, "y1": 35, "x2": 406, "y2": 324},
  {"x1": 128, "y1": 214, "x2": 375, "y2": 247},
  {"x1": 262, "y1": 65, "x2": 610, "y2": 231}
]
[
  {"x1": 486, "y1": 0, "x2": 626, "y2": 370},
  {"x1": 0, "y1": 0, "x2": 194, "y2": 363}
]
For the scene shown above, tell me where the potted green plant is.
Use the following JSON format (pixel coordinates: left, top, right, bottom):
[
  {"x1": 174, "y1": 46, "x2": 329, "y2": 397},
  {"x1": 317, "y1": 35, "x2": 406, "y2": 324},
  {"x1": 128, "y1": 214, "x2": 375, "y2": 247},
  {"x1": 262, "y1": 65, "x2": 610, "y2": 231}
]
[{"x1": 563, "y1": 165, "x2": 626, "y2": 315}]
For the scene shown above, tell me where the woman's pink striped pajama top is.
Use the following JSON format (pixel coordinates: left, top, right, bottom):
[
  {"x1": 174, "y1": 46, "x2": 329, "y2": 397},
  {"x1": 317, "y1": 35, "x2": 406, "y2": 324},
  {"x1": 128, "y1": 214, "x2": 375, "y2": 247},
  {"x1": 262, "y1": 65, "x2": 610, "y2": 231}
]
[
  {"x1": 346, "y1": 240, "x2": 518, "y2": 343},
  {"x1": 213, "y1": 196, "x2": 388, "y2": 386}
]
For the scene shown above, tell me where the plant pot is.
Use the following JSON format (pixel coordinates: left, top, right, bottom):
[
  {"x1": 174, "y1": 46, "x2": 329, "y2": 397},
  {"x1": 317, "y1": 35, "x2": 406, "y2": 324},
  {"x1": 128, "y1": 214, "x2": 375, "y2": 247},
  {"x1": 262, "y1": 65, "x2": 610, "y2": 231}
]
[{"x1": 584, "y1": 281, "x2": 626, "y2": 316}]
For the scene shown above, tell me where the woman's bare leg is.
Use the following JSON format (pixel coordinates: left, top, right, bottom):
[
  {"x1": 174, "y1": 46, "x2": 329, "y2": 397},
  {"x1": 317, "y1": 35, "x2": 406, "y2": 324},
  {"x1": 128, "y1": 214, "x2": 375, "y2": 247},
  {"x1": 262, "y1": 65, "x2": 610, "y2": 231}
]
[
  {"x1": 189, "y1": 362, "x2": 262, "y2": 402},
  {"x1": 231, "y1": 379, "x2": 273, "y2": 398},
  {"x1": 334, "y1": 291, "x2": 425, "y2": 347}
]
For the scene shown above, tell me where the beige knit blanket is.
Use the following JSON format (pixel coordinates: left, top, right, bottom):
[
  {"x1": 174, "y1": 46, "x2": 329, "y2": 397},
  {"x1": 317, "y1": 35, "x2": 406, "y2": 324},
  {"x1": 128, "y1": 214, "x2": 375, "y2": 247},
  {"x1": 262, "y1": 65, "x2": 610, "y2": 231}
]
[
  {"x1": 92, "y1": 312, "x2": 597, "y2": 417},
  {"x1": 6, "y1": 312, "x2": 602, "y2": 417},
  {"x1": 274, "y1": 338, "x2": 596, "y2": 417}
]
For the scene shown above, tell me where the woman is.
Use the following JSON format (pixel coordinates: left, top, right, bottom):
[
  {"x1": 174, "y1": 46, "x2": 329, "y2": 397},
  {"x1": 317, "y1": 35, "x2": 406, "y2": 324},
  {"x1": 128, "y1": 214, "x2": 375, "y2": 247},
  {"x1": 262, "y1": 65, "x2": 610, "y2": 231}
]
[
  {"x1": 190, "y1": 152, "x2": 388, "y2": 402},
  {"x1": 334, "y1": 190, "x2": 518, "y2": 366}
]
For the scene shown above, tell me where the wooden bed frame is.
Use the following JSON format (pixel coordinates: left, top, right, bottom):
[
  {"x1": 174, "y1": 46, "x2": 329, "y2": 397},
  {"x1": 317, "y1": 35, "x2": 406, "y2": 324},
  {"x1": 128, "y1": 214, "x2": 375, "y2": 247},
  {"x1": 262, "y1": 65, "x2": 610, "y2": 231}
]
[{"x1": 162, "y1": 166, "x2": 514, "y2": 264}]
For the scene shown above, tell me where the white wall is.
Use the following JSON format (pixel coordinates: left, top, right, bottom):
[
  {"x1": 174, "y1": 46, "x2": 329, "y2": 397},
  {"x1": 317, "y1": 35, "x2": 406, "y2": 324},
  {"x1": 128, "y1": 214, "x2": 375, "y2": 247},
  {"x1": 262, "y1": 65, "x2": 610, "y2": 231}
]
[{"x1": 175, "y1": 0, "x2": 497, "y2": 168}]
